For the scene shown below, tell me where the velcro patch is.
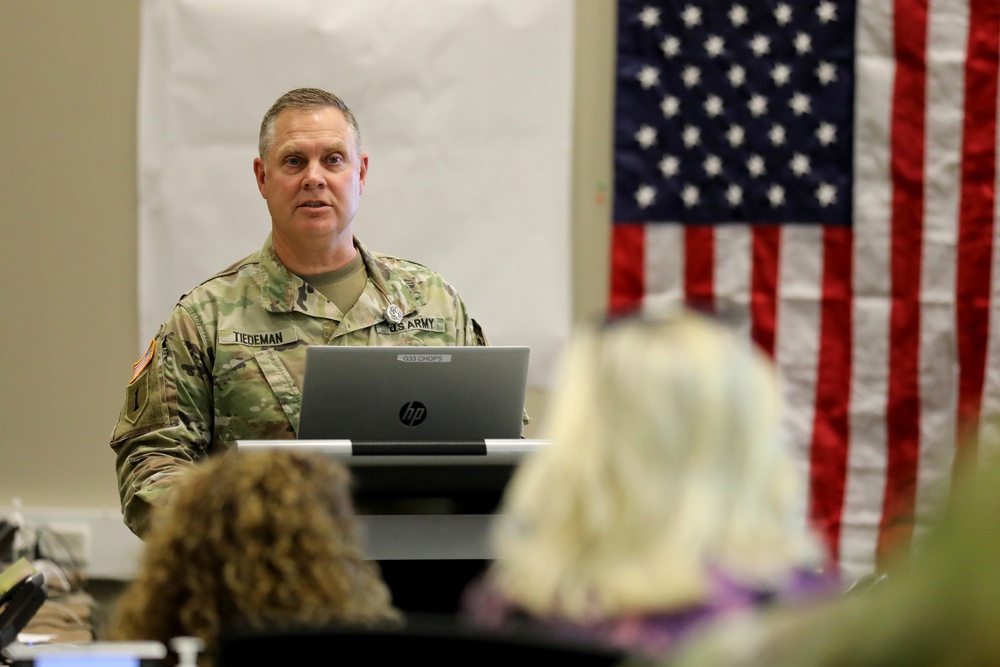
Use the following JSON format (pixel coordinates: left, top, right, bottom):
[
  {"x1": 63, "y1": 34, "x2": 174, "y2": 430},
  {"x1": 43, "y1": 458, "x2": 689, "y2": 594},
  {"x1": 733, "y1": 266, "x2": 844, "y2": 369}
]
[
  {"x1": 376, "y1": 316, "x2": 446, "y2": 335},
  {"x1": 219, "y1": 327, "x2": 298, "y2": 347},
  {"x1": 124, "y1": 372, "x2": 149, "y2": 425}
]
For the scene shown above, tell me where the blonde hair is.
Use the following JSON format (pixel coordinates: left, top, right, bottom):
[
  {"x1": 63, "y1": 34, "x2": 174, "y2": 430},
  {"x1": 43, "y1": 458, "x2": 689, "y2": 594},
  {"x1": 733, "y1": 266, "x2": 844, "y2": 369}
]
[
  {"x1": 490, "y1": 310, "x2": 825, "y2": 619},
  {"x1": 106, "y1": 449, "x2": 399, "y2": 660}
]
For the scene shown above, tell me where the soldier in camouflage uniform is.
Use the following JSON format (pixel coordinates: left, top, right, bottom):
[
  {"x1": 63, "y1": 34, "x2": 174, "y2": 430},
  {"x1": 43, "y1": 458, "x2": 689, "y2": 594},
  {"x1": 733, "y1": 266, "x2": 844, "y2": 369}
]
[{"x1": 111, "y1": 87, "x2": 505, "y2": 538}]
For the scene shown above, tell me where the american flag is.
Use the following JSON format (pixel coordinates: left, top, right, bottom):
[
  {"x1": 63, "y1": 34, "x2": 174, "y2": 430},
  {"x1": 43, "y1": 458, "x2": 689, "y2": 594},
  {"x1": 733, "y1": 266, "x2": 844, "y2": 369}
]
[{"x1": 610, "y1": 0, "x2": 1000, "y2": 581}]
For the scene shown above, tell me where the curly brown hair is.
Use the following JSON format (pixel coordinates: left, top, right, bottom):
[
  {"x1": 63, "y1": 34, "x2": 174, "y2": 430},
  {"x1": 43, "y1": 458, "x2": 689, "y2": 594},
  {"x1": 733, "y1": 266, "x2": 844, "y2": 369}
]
[{"x1": 106, "y1": 449, "x2": 400, "y2": 660}]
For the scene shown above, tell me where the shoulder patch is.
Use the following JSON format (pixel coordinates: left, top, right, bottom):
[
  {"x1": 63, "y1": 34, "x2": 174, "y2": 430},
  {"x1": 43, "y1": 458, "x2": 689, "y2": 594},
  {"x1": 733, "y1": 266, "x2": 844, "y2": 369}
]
[
  {"x1": 124, "y1": 372, "x2": 149, "y2": 424},
  {"x1": 130, "y1": 338, "x2": 156, "y2": 383}
]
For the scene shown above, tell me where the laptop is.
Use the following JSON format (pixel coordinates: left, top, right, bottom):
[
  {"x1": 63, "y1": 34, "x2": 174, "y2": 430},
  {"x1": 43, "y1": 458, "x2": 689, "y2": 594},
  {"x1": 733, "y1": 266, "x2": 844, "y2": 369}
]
[{"x1": 297, "y1": 345, "x2": 529, "y2": 443}]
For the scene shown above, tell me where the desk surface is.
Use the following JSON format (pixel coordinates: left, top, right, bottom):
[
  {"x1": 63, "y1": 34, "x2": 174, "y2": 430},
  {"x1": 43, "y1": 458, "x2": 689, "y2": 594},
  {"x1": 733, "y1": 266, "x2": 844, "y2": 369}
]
[{"x1": 236, "y1": 438, "x2": 549, "y2": 465}]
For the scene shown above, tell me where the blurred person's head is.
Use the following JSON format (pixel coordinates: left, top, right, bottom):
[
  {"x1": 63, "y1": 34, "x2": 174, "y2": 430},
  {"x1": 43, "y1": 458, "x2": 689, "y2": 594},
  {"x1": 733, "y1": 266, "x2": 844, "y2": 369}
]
[
  {"x1": 490, "y1": 308, "x2": 827, "y2": 619},
  {"x1": 106, "y1": 449, "x2": 399, "y2": 660}
]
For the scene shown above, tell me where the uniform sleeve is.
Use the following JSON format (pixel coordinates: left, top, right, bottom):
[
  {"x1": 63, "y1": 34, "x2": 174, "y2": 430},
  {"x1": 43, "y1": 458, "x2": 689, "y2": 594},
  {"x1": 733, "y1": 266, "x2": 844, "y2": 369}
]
[
  {"x1": 468, "y1": 317, "x2": 489, "y2": 346},
  {"x1": 444, "y1": 278, "x2": 487, "y2": 347},
  {"x1": 109, "y1": 305, "x2": 214, "y2": 537},
  {"x1": 460, "y1": 301, "x2": 531, "y2": 429}
]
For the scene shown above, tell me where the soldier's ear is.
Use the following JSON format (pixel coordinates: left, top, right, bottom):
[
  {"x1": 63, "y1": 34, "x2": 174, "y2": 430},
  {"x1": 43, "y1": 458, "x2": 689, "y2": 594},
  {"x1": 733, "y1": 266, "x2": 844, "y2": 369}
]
[
  {"x1": 358, "y1": 153, "x2": 369, "y2": 195},
  {"x1": 254, "y1": 158, "x2": 268, "y2": 198}
]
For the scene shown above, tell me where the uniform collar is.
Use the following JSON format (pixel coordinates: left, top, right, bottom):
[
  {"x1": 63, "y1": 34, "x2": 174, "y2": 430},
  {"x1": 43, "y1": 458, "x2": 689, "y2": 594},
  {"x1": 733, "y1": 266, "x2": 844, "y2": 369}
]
[{"x1": 258, "y1": 234, "x2": 424, "y2": 321}]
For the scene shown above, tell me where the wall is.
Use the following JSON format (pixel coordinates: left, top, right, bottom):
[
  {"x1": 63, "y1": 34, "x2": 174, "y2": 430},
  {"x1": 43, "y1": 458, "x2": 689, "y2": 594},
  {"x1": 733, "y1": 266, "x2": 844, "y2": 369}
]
[{"x1": 0, "y1": 0, "x2": 615, "y2": 578}]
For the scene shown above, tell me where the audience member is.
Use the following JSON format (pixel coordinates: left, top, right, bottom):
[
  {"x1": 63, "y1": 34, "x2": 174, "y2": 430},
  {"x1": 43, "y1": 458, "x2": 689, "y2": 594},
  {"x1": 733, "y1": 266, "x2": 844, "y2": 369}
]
[
  {"x1": 665, "y1": 445, "x2": 1000, "y2": 667},
  {"x1": 105, "y1": 449, "x2": 400, "y2": 664},
  {"x1": 461, "y1": 309, "x2": 838, "y2": 659}
]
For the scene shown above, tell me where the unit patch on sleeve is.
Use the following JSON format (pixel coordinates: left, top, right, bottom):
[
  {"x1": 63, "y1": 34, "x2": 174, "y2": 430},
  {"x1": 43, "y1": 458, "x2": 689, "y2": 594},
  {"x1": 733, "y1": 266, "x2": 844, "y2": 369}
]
[
  {"x1": 124, "y1": 371, "x2": 149, "y2": 425},
  {"x1": 376, "y1": 316, "x2": 446, "y2": 335}
]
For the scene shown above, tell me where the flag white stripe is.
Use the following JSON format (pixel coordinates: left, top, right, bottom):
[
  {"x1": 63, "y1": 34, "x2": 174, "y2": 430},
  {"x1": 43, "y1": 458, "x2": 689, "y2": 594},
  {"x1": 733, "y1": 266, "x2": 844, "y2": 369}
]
[
  {"x1": 914, "y1": 0, "x2": 968, "y2": 538},
  {"x1": 714, "y1": 224, "x2": 752, "y2": 340},
  {"x1": 775, "y1": 225, "x2": 825, "y2": 536},
  {"x1": 840, "y1": 0, "x2": 896, "y2": 581},
  {"x1": 642, "y1": 223, "x2": 685, "y2": 314}
]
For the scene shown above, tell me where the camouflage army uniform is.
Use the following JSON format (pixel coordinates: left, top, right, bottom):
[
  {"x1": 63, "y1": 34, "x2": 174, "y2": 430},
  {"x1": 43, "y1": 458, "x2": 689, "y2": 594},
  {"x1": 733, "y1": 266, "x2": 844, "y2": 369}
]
[{"x1": 111, "y1": 234, "x2": 490, "y2": 537}]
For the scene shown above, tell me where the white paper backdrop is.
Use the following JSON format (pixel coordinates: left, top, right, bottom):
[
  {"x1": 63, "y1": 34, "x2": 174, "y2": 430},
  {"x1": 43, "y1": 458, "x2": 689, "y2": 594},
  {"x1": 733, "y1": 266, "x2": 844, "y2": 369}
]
[{"x1": 138, "y1": 0, "x2": 575, "y2": 387}]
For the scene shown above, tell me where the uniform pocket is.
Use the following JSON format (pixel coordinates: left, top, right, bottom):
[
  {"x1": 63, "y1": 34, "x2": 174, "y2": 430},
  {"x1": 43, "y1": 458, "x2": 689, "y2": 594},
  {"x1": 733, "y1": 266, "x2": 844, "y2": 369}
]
[{"x1": 213, "y1": 347, "x2": 303, "y2": 442}]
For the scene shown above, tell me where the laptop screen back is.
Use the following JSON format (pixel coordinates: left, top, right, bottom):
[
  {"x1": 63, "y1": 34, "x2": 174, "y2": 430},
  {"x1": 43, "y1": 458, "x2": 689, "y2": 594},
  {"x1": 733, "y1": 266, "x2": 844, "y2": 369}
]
[{"x1": 298, "y1": 346, "x2": 529, "y2": 442}]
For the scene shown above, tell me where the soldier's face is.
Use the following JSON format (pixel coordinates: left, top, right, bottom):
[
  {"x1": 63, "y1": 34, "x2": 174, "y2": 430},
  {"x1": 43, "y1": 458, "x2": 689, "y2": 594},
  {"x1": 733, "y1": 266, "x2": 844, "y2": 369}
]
[{"x1": 253, "y1": 107, "x2": 368, "y2": 246}]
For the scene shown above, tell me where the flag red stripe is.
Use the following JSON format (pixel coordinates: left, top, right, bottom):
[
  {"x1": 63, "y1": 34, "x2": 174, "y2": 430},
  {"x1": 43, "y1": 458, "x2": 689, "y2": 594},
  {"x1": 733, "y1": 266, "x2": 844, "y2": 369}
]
[
  {"x1": 684, "y1": 226, "x2": 715, "y2": 312},
  {"x1": 750, "y1": 226, "x2": 780, "y2": 357},
  {"x1": 955, "y1": 0, "x2": 1000, "y2": 466},
  {"x1": 610, "y1": 223, "x2": 647, "y2": 315},
  {"x1": 809, "y1": 226, "x2": 854, "y2": 561},
  {"x1": 879, "y1": 0, "x2": 929, "y2": 568}
]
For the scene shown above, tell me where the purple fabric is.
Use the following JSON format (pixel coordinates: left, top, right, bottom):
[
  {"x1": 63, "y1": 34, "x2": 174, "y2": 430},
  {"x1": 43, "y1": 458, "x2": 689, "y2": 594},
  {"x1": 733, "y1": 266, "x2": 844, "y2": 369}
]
[{"x1": 460, "y1": 566, "x2": 840, "y2": 659}]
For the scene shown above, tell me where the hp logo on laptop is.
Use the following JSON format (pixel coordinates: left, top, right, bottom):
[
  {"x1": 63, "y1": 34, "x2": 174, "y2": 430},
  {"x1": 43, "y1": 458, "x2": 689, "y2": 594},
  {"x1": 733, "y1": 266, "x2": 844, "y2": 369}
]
[{"x1": 399, "y1": 401, "x2": 428, "y2": 427}]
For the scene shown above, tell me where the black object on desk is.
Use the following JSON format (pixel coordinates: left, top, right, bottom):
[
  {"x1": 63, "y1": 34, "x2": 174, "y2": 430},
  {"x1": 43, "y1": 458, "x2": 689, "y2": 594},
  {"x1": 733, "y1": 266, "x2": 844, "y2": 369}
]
[
  {"x1": 217, "y1": 614, "x2": 627, "y2": 667},
  {"x1": 237, "y1": 439, "x2": 548, "y2": 613},
  {"x1": 0, "y1": 571, "x2": 46, "y2": 651}
]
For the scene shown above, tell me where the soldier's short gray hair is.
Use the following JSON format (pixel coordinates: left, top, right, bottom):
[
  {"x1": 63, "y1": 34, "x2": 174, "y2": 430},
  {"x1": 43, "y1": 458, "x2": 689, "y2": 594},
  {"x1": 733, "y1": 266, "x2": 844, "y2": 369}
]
[{"x1": 258, "y1": 87, "x2": 362, "y2": 159}]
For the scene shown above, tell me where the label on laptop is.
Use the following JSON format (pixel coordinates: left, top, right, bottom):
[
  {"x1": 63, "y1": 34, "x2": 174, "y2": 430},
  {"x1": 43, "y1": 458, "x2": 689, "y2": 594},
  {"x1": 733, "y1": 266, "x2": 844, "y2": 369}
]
[{"x1": 397, "y1": 353, "x2": 452, "y2": 363}]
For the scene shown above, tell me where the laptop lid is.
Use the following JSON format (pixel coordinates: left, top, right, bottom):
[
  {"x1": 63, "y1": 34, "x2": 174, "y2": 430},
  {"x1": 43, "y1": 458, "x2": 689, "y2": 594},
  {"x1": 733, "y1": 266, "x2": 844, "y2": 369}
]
[{"x1": 298, "y1": 346, "x2": 529, "y2": 442}]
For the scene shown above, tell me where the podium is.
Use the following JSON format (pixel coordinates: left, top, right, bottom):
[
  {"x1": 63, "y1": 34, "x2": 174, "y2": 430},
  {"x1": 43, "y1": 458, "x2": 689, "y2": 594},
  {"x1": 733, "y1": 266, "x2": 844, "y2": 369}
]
[
  {"x1": 236, "y1": 439, "x2": 548, "y2": 612},
  {"x1": 237, "y1": 438, "x2": 547, "y2": 560}
]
